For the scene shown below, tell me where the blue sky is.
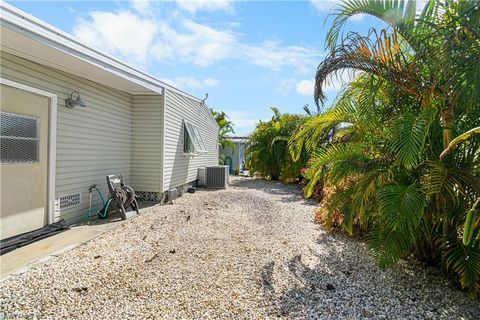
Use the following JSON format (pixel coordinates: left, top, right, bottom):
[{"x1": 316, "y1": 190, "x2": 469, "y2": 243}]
[{"x1": 7, "y1": 0, "x2": 384, "y2": 135}]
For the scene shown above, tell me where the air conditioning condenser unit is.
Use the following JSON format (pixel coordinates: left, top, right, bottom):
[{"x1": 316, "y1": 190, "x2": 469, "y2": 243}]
[{"x1": 205, "y1": 166, "x2": 229, "y2": 189}]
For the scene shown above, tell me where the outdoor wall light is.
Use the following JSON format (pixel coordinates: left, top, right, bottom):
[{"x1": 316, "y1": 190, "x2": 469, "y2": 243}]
[{"x1": 65, "y1": 91, "x2": 86, "y2": 108}]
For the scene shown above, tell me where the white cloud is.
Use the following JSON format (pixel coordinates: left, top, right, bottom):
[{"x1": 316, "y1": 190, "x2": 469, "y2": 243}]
[
  {"x1": 203, "y1": 78, "x2": 219, "y2": 87},
  {"x1": 73, "y1": 11, "x2": 157, "y2": 63},
  {"x1": 323, "y1": 72, "x2": 352, "y2": 90},
  {"x1": 175, "y1": 0, "x2": 235, "y2": 14},
  {"x1": 350, "y1": 13, "x2": 366, "y2": 21},
  {"x1": 242, "y1": 41, "x2": 320, "y2": 73},
  {"x1": 151, "y1": 19, "x2": 237, "y2": 66},
  {"x1": 310, "y1": 0, "x2": 366, "y2": 21},
  {"x1": 131, "y1": 0, "x2": 152, "y2": 15},
  {"x1": 223, "y1": 110, "x2": 266, "y2": 134},
  {"x1": 160, "y1": 76, "x2": 219, "y2": 89},
  {"x1": 72, "y1": 4, "x2": 321, "y2": 73},
  {"x1": 277, "y1": 78, "x2": 297, "y2": 94},
  {"x1": 309, "y1": 0, "x2": 339, "y2": 13},
  {"x1": 227, "y1": 21, "x2": 241, "y2": 29},
  {"x1": 296, "y1": 72, "x2": 356, "y2": 96},
  {"x1": 151, "y1": 21, "x2": 321, "y2": 71},
  {"x1": 312, "y1": 0, "x2": 428, "y2": 18},
  {"x1": 296, "y1": 79, "x2": 314, "y2": 96}
]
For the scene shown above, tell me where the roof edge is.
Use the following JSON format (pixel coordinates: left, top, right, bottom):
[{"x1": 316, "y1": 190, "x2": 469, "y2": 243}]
[{"x1": 0, "y1": 1, "x2": 202, "y2": 102}]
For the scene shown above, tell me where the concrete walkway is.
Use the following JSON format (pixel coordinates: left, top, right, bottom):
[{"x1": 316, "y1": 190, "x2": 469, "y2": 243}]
[{"x1": 1, "y1": 218, "x2": 123, "y2": 280}]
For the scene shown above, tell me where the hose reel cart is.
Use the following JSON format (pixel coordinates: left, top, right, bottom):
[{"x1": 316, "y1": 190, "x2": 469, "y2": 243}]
[{"x1": 87, "y1": 175, "x2": 140, "y2": 220}]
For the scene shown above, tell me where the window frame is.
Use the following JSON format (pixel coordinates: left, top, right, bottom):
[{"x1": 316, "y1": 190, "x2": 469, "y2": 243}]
[
  {"x1": 0, "y1": 111, "x2": 40, "y2": 163},
  {"x1": 183, "y1": 120, "x2": 207, "y2": 155},
  {"x1": 183, "y1": 122, "x2": 194, "y2": 154}
]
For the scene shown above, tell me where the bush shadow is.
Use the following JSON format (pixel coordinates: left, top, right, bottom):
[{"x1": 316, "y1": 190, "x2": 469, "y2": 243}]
[{"x1": 257, "y1": 232, "x2": 480, "y2": 319}]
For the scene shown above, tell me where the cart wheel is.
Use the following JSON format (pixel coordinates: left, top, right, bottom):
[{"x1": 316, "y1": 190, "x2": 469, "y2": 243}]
[{"x1": 121, "y1": 185, "x2": 136, "y2": 205}]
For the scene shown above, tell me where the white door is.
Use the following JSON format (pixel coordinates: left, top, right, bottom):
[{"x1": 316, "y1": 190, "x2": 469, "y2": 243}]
[{"x1": 1, "y1": 84, "x2": 50, "y2": 240}]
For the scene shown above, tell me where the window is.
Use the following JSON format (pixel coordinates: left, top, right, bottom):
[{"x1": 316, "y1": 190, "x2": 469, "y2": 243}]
[
  {"x1": 183, "y1": 120, "x2": 207, "y2": 154},
  {"x1": 183, "y1": 123, "x2": 194, "y2": 153},
  {"x1": 0, "y1": 111, "x2": 40, "y2": 163}
]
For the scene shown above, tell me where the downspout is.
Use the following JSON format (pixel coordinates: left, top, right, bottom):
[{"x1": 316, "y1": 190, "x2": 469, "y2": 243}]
[{"x1": 201, "y1": 93, "x2": 208, "y2": 106}]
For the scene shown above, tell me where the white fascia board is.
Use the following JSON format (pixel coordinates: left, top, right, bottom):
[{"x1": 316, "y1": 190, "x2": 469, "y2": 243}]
[{"x1": 0, "y1": 1, "x2": 203, "y2": 101}]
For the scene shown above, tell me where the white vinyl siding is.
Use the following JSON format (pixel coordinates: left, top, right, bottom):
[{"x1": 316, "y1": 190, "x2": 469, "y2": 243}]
[
  {"x1": 163, "y1": 89, "x2": 219, "y2": 191},
  {"x1": 131, "y1": 95, "x2": 163, "y2": 193},
  {"x1": 1, "y1": 52, "x2": 132, "y2": 224},
  {"x1": 1, "y1": 51, "x2": 220, "y2": 223}
]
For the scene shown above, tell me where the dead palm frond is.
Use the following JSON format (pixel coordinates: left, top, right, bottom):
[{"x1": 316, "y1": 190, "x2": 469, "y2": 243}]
[{"x1": 315, "y1": 29, "x2": 426, "y2": 107}]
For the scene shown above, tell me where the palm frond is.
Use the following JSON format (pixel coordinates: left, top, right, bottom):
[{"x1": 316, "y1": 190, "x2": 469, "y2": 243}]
[
  {"x1": 377, "y1": 184, "x2": 425, "y2": 231},
  {"x1": 315, "y1": 29, "x2": 425, "y2": 106},
  {"x1": 368, "y1": 226, "x2": 417, "y2": 268},
  {"x1": 440, "y1": 126, "x2": 480, "y2": 160},
  {"x1": 422, "y1": 161, "x2": 480, "y2": 205},
  {"x1": 391, "y1": 108, "x2": 435, "y2": 168},
  {"x1": 351, "y1": 168, "x2": 396, "y2": 227},
  {"x1": 289, "y1": 100, "x2": 356, "y2": 160},
  {"x1": 304, "y1": 142, "x2": 366, "y2": 196},
  {"x1": 326, "y1": 0, "x2": 421, "y2": 50},
  {"x1": 445, "y1": 238, "x2": 480, "y2": 298}
]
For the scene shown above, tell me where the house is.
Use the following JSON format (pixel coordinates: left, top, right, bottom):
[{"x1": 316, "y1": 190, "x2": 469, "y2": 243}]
[
  {"x1": 0, "y1": 2, "x2": 219, "y2": 240},
  {"x1": 220, "y1": 136, "x2": 248, "y2": 175}
]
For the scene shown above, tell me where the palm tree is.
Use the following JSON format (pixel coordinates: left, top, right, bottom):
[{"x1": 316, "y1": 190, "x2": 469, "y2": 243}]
[
  {"x1": 318, "y1": 0, "x2": 479, "y2": 149},
  {"x1": 295, "y1": 0, "x2": 480, "y2": 296},
  {"x1": 246, "y1": 108, "x2": 307, "y2": 182},
  {"x1": 211, "y1": 109, "x2": 236, "y2": 165},
  {"x1": 211, "y1": 109, "x2": 235, "y2": 150}
]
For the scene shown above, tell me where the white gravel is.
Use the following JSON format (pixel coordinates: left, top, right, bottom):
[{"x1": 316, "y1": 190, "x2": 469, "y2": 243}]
[{"x1": 1, "y1": 177, "x2": 479, "y2": 319}]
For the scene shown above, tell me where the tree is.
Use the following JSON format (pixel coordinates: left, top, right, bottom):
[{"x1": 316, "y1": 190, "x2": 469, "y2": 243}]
[
  {"x1": 246, "y1": 108, "x2": 307, "y2": 182},
  {"x1": 294, "y1": 0, "x2": 480, "y2": 297},
  {"x1": 211, "y1": 109, "x2": 235, "y2": 150},
  {"x1": 211, "y1": 109, "x2": 236, "y2": 165}
]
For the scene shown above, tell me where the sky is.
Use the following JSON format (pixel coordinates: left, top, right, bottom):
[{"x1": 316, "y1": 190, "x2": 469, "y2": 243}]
[{"x1": 6, "y1": 0, "x2": 386, "y2": 135}]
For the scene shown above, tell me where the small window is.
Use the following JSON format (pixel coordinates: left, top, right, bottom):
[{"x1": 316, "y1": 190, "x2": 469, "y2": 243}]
[
  {"x1": 0, "y1": 111, "x2": 40, "y2": 163},
  {"x1": 183, "y1": 120, "x2": 207, "y2": 154},
  {"x1": 183, "y1": 123, "x2": 194, "y2": 153}
]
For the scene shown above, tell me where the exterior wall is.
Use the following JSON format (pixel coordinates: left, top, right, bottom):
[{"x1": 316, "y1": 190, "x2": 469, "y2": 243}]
[
  {"x1": 1, "y1": 52, "x2": 132, "y2": 223},
  {"x1": 163, "y1": 89, "x2": 219, "y2": 192},
  {"x1": 131, "y1": 95, "x2": 163, "y2": 195},
  {"x1": 1, "y1": 51, "x2": 221, "y2": 223},
  {"x1": 221, "y1": 143, "x2": 243, "y2": 174}
]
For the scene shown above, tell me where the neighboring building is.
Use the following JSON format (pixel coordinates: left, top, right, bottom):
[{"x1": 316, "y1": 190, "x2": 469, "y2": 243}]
[
  {"x1": 0, "y1": 3, "x2": 219, "y2": 239},
  {"x1": 220, "y1": 136, "x2": 248, "y2": 174}
]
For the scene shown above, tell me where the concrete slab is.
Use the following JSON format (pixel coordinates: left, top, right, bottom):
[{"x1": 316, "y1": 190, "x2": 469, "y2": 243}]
[
  {"x1": 1, "y1": 217, "x2": 124, "y2": 280},
  {"x1": 0, "y1": 201, "x2": 158, "y2": 281}
]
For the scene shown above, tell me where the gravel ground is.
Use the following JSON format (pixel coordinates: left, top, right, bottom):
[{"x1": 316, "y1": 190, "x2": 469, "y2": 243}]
[{"x1": 1, "y1": 177, "x2": 479, "y2": 319}]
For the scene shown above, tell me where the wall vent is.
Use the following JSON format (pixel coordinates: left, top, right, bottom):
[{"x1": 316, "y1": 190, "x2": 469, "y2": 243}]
[
  {"x1": 205, "y1": 166, "x2": 229, "y2": 189},
  {"x1": 57, "y1": 193, "x2": 81, "y2": 212},
  {"x1": 137, "y1": 191, "x2": 162, "y2": 202}
]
